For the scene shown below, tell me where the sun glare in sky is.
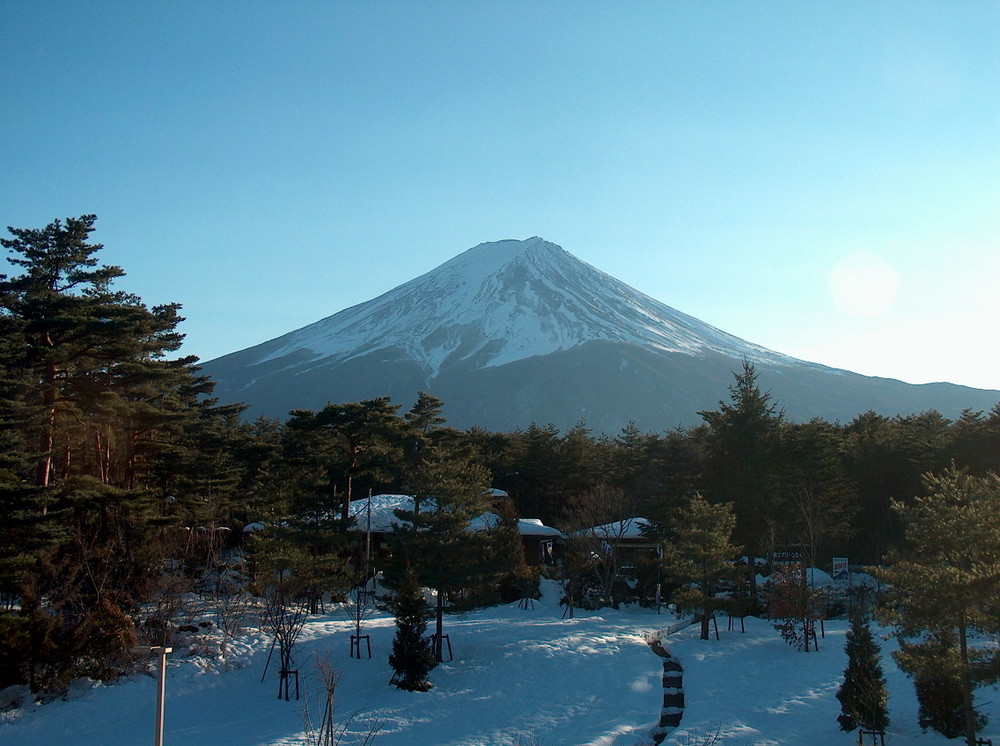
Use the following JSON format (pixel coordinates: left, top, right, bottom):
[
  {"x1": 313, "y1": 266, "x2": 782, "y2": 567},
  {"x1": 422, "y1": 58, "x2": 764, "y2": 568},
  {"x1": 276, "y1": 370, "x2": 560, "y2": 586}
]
[{"x1": 829, "y1": 252, "x2": 900, "y2": 319}]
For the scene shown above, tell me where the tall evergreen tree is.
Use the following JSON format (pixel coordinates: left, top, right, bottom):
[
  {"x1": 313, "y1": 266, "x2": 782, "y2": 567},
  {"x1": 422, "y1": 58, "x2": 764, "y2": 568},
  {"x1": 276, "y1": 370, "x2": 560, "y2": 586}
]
[
  {"x1": 390, "y1": 446, "x2": 491, "y2": 660},
  {"x1": 389, "y1": 397, "x2": 492, "y2": 659},
  {"x1": 286, "y1": 397, "x2": 403, "y2": 522},
  {"x1": 777, "y1": 419, "x2": 857, "y2": 568},
  {"x1": 502, "y1": 422, "x2": 564, "y2": 525},
  {"x1": 874, "y1": 466, "x2": 1000, "y2": 746},
  {"x1": 0, "y1": 216, "x2": 236, "y2": 693},
  {"x1": 698, "y1": 361, "x2": 782, "y2": 606}
]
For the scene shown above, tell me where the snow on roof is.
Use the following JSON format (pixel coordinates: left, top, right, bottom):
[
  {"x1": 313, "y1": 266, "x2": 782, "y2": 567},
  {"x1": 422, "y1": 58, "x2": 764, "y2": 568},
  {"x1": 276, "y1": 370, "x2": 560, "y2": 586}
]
[
  {"x1": 576, "y1": 516, "x2": 653, "y2": 540},
  {"x1": 517, "y1": 518, "x2": 564, "y2": 537},
  {"x1": 348, "y1": 494, "x2": 563, "y2": 537},
  {"x1": 469, "y1": 513, "x2": 565, "y2": 537}
]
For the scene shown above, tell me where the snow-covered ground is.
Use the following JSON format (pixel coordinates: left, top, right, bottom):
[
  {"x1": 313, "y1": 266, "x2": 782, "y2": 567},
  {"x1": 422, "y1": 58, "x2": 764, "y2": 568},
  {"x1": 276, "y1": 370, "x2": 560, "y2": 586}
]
[{"x1": 2, "y1": 579, "x2": 998, "y2": 745}]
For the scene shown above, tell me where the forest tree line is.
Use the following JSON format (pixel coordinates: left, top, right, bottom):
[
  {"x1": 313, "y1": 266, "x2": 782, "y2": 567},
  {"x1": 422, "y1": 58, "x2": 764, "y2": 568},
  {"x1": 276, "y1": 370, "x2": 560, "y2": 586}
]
[{"x1": 2, "y1": 215, "x2": 1000, "y2": 699}]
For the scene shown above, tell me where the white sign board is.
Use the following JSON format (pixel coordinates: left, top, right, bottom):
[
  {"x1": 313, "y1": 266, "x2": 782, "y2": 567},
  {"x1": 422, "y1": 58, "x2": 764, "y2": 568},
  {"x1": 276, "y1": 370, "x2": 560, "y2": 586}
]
[{"x1": 832, "y1": 557, "x2": 849, "y2": 579}]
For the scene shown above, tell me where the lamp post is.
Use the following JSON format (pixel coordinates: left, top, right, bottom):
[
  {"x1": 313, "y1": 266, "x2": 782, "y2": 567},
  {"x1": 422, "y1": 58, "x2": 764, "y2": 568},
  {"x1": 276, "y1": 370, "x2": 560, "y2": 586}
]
[{"x1": 131, "y1": 645, "x2": 172, "y2": 746}]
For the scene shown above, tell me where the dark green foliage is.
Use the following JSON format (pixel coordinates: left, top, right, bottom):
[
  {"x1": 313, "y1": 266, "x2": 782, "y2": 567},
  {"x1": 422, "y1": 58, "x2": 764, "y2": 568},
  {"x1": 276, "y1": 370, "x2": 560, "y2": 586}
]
[
  {"x1": 0, "y1": 216, "x2": 239, "y2": 694},
  {"x1": 5, "y1": 216, "x2": 1000, "y2": 708},
  {"x1": 902, "y1": 630, "x2": 987, "y2": 739},
  {"x1": 836, "y1": 613, "x2": 889, "y2": 732},
  {"x1": 487, "y1": 498, "x2": 535, "y2": 605},
  {"x1": 388, "y1": 565, "x2": 436, "y2": 691},
  {"x1": 914, "y1": 669, "x2": 972, "y2": 738},
  {"x1": 287, "y1": 397, "x2": 403, "y2": 522},
  {"x1": 661, "y1": 494, "x2": 740, "y2": 640},
  {"x1": 777, "y1": 419, "x2": 857, "y2": 568},
  {"x1": 875, "y1": 467, "x2": 1000, "y2": 745},
  {"x1": 388, "y1": 445, "x2": 492, "y2": 658},
  {"x1": 697, "y1": 362, "x2": 782, "y2": 608}
]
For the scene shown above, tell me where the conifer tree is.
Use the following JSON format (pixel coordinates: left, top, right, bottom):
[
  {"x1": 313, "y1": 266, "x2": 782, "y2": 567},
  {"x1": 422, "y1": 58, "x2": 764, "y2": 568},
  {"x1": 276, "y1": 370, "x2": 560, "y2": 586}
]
[
  {"x1": 903, "y1": 631, "x2": 974, "y2": 739},
  {"x1": 385, "y1": 396, "x2": 494, "y2": 657},
  {"x1": 777, "y1": 419, "x2": 857, "y2": 569},
  {"x1": 388, "y1": 564, "x2": 436, "y2": 691},
  {"x1": 698, "y1": 362, "x2": 783, "y2": 607},
  {"x1": 286, "y1": 397, "x2": 403, "y2": 522},
  {"x1": 662, "y1": 494, "x2": 740, "y2": 640},
  {"x1": 390, "y1": 446, "x2": 491, "y2": 660},
  {"x1": 0, "y1": 216, "x2": 238, "y2": 692},
  {"x1": 836, "y1": 612, "x2": 889, "y2": 733},
  {"x1": 874, "y1": 466, "x2": 1000, "y2": 746}
]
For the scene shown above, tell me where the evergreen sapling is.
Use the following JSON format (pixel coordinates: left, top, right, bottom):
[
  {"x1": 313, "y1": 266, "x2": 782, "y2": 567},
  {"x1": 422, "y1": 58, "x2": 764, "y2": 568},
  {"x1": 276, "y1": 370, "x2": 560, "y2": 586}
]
[
  {"x1": 836, "y1": 612, "x2": 889, "y2": 733},
  {"x1": 388, "y1": 565, "x2": 436, "y2": 691}
]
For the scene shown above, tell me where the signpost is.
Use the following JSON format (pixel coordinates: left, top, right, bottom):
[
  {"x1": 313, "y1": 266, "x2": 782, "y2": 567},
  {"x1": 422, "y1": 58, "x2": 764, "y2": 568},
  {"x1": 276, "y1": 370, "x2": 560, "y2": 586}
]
[{"x1": 131, "y1": 646, "x2": 172, "y2": 746}]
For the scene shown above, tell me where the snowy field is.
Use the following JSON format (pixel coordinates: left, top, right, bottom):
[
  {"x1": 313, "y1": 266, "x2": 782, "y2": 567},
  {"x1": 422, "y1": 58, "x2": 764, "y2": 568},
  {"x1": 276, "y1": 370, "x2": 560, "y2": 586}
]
[{"x1": 3, "y1": 580, "x2": 998, "y2": 745}]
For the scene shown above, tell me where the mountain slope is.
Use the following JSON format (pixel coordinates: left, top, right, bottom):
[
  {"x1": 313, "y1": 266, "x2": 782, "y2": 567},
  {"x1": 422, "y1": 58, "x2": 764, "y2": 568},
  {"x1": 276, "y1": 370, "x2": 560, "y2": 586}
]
[{"x1": 201, "y1": 238, "x2": 999, "y2": 432}]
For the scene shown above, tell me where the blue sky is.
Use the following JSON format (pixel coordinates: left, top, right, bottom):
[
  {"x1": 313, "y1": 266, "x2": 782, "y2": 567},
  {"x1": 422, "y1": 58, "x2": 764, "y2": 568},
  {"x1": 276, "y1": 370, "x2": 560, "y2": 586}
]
[{"x1": 3, "y1": 2, "x2": 999, "y2": 391}]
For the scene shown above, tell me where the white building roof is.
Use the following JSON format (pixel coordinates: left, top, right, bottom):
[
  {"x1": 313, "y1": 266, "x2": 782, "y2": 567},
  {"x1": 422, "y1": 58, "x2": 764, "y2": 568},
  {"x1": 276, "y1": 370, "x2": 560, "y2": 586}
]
[
  {"x1": 348, "y1": 494, "x2": 562, "y2": 537},
  {"x1": 576, "y1": 516, "x2": 653, "y2": 540}
]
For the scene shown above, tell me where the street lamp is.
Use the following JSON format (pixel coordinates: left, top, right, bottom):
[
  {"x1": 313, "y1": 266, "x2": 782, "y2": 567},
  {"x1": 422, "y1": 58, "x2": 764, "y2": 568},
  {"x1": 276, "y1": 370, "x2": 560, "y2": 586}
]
[{"x1": 131, "y1": 646, "x2": 172, "y2": 746}]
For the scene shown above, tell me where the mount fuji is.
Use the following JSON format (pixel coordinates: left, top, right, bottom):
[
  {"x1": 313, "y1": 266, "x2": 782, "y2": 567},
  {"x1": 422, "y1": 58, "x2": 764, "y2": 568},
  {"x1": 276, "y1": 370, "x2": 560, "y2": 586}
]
[{"x1": 200, "y1": 238, "x2": 998, "y2": 433}]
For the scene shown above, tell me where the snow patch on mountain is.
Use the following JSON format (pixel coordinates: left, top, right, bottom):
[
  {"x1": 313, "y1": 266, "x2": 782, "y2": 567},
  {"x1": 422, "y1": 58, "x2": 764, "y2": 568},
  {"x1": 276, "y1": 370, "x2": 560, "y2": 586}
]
[{"x1": 253, "y1": 237, "x2": 801, "y2": 377}]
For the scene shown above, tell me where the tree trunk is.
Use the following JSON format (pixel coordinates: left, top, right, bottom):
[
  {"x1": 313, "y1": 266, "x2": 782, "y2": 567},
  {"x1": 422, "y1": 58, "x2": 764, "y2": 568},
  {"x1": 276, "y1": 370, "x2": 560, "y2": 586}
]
[
  {"x1": 959, "y1": 620, "x2": 978, "y2": 746},
  {"x1": 37, "y1": 414, "x2": 54, "y2": 488},
  {"x1": 700, "y1": 581, "x2": 710, "y2": 640},
  {"x1": 94, "y1": 429, "x2": 107, "y2": 483},
  {"x1": 35, "y1": 358, "x2": 60, "y2": 494},
  {"x1": 340, "y1": 473, "x2": 353, "y2": 523},
  {"x1": 434, "y1": 587, "x2": 445, "y2": 661}
]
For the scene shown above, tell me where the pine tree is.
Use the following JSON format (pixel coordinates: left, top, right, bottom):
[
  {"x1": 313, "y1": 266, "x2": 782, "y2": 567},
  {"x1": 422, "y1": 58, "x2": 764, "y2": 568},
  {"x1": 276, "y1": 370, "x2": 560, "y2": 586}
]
[
  {"x1": 836, "y1": 612, "x2": 889, "y2": 732},
  {"x1": 385, "y1": 397, "x2": 495, "y2": 657},
  {"x1": 389, "y1": 445, "x2": 491, "y2": 660},
  {"x1": 777, "y1": 419, "x2": 857, "y2": 569},
  {"x1": 904, "y1": 631, "x2": 972, "y2": 739},
  {"x1": 388, "y1": 565, "x2": 436, "y2": 691},
  {"x1": 662, "y1": 494, "x2": 740, "y2": 640},
  {"x1": 874, "y1": 466, "x2": 1000, "y2": 746},
  {"x1": 698, "y1": 361, "x2": 783, "y2": 608},
  {"x1": 0, "y1": 216, "x2": 239, "y2": 693},
  {"x1": 286, "y1": 397, "x2": 403, "y2": 523}
]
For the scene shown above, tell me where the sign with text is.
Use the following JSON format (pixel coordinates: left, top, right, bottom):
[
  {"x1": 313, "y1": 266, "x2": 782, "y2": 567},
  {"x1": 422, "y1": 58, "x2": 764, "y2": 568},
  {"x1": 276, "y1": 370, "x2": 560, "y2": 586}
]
[
  {"x1": 832, "y1": 557, "x2": 849, "y2": 579},
  {"x1": 772, "y1": 549, "x2": 802, "y2": 565}
]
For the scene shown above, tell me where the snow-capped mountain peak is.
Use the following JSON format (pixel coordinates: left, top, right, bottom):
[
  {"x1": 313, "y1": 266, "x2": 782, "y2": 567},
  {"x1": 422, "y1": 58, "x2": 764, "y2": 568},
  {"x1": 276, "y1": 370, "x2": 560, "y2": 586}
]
[{"x1": 252, "y1": 237, "x2": 795, "y2": 377}]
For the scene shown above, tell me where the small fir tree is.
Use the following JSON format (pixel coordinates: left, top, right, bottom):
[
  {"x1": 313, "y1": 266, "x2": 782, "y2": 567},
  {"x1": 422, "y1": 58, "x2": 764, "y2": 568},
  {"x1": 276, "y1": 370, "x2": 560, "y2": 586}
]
[
  {"x1": 661, "y1": 493, "x2": 740, "y2": 640},
  {"x1": 836, "y1": 612, "x2": 889, "y2": 733},
  {"x1": 388, "y1": 565, "x2": 436, "y2": 692}
]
